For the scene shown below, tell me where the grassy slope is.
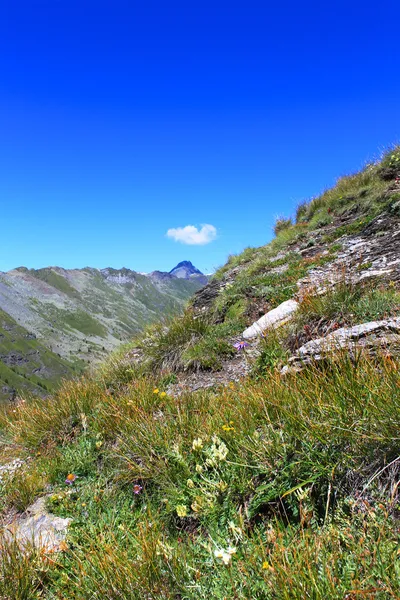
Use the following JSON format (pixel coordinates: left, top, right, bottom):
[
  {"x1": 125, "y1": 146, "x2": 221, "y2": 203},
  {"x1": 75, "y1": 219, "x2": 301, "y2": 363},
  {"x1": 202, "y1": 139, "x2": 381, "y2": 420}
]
[
  {"x1": 0, "y1": 309, "x2": 84, "y2": 404},
  {"x1": 0, "y1": 267, "x2": 203, "y2": 399},
  {"x1": 0, "y1": 147, "x2": 399, "y2": 599}
]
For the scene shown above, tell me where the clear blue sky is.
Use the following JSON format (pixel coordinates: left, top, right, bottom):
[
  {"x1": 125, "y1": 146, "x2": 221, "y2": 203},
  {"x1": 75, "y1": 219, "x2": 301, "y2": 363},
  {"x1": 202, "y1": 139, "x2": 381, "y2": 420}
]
[{"x1": 1, "y1": 0, "x2": 399, "y2": 274}]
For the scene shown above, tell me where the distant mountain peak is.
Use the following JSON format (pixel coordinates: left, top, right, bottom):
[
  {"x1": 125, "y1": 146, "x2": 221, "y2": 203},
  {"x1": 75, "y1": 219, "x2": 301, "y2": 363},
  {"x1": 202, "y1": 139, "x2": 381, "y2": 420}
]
[
  {"x1": 169, "y1": 261, "x2": 203, "y2": 277},
  {"x1": 168, "y1": 261, "x2": 208, "y2": 285}
]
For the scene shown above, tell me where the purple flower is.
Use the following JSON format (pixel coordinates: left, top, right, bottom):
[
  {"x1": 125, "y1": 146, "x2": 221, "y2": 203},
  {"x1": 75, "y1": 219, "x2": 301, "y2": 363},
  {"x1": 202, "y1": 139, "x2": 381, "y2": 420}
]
[
  {"x1": 133, "y1": 484, "x2": 143, "y2": 495},
  {"x1": 233, "y1": 341, "x2": 249, "y2": 351},
  {"x1": 65, "y1": 473, "x2": 77, "y2": 485}
]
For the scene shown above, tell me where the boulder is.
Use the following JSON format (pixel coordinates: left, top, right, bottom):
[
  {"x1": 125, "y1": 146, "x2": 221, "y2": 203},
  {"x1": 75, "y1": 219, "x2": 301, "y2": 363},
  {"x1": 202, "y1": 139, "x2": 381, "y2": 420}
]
[{"x1": 242, "y1": 299, "x2": 299, "y2": 339}]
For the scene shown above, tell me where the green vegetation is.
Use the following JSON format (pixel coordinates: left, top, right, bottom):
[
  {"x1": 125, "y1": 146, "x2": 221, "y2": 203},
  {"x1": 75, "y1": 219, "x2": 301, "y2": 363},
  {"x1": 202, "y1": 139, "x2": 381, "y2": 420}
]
[
  {"x1": 0, "y1": 309, "x2": 83, "y2": 403},
  {"x1": 295, "y1": 282, "x2": 400, "y2": 327},
  {"x1": 137, "y1": 311, "x2": 243, "y2": 372},
  {"x1": 0, "y1": 352, "x2": 399, "y2": 598},
  {"x1": 273, "y1": 216, "x2": 293, "y2": 235},
  {"x1": 29, "y1": 268, "x2": 81, "y2": 299},
  {"x1": 62, "y1": 309, "x2": 108, "y2": 338}
]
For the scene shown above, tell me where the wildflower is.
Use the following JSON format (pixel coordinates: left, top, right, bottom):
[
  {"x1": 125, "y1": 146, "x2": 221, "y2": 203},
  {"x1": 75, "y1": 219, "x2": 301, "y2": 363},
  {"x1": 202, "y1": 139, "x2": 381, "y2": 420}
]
[
  {"x1": 133, "y1": 484, "x2": 143, "y2": 495},
  {"x1": 262, "y1": 560, "x2": 269, "y2": 570},
  {"x1": 153, "y1": 388, "x2": 159, "y2": 394},
  {"x1": 214, "y1": 546, "x2": 237, "y2": 565},
  {"x1": 210, "y1": 437, "x2": 228, "y2": 462},
  {"x1": 192, "y1": 438, "x2": 204, "y2": 451},
  {"x1": 95, "y1": 440, "x2": 103, "y2": 449},
  {"x1": 176, "y1": 504, "x2": 188, "y2": 518},
  {"x1": 159, "y1": 391, "x2": 167, "y2": 398},
  {"x1": 65, "y1": 473, "x2": 77, "y2": 485},
  {"x1": 222, "y1": 424, "x2": 234, "y2": 432},
  {"x1": 186, "y1": 479, "x2": 195, "y2": 489},
  {"x1": 191, "y1": 499, "x2": 203, "y2": 513},
  {"x1": 233, "y1": 341, "x2": 249, "y2": 351}
]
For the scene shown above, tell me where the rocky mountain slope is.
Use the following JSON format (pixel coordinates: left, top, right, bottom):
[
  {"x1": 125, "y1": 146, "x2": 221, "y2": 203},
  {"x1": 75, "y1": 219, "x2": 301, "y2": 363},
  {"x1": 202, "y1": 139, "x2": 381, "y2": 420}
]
[
  {"x1": 129, "y1": 148, "x2": 400, "y2": 394},
  {"x1": 0, "y1": 262, "x2": 206, "y2": 402},
  {"x1": 0, "y1": 147, "x2": 399, "y2": 599}
]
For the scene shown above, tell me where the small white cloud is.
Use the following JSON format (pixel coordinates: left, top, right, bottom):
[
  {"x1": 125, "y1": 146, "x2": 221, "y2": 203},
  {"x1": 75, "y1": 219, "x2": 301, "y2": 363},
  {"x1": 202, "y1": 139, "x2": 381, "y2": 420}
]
[{"x1": 166, "y1": 224, "x2": 217, "y2": 245}]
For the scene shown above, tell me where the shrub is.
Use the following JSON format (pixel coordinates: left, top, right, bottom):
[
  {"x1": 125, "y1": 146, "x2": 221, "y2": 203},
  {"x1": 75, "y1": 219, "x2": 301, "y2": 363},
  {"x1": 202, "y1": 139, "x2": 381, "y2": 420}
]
[
  {"x1": 273, "y1": 216, "x2": 293, "y2": 235},
  {"x1": 138, "y1": 310, "x2": 210, "y2": 372}
]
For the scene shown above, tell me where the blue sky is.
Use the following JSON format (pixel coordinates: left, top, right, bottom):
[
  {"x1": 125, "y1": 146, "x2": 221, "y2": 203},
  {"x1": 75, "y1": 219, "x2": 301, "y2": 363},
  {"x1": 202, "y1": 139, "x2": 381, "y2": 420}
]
[{"x1": 1, "y1": 0, "x2": 399, "y2": 274}]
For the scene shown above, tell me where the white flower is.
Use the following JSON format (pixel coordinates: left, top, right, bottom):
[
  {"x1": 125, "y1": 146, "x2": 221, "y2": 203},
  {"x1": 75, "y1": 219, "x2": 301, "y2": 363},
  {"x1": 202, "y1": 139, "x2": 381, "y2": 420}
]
[
  {"x1": 192, "y1": 438, "x2": 204, "y2": 451},
  {"x1": 214, "y1": 546, "x2": 237, "y2": 565}
]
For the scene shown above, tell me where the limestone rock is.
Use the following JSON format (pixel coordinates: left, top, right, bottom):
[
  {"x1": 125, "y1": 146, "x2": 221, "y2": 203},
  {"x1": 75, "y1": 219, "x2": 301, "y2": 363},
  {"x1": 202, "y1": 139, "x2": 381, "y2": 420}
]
[
  {"x1": 242, "y1": 299, "x2": 299, "y2": 339},
  {"x1": 282, "y1": 317, "x2": 400, "y2": 374},
  {"x1": 3, "y1": 496, "x2": 71, "y2": 552}
]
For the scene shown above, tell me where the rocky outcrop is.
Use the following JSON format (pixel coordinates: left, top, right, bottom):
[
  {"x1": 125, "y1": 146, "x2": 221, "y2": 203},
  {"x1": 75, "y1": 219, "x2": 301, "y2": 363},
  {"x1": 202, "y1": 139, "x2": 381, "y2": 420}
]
[
  {"x1": 242, "y1": 299, "x2": 299, "y2": 339},
  {"x1": 281, "y1": 318, "x2": 400, "y2": 374}
]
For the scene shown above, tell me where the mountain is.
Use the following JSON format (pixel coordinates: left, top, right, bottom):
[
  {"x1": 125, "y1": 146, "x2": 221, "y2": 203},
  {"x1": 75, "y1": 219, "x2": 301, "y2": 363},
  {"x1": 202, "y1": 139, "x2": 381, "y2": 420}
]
[
  {"x1": 169, "y1": 260, "x2": 208, "y2": 284},
  {"x1": 0, "y1": 262, "x2": 205, "y2": 402}
]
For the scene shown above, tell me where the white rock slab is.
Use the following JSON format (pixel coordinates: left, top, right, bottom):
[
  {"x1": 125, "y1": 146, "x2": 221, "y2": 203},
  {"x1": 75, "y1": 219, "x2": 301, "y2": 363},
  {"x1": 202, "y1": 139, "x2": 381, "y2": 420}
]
[{"x1": 242, "y1": 299, "x2": 299, "y2": 339}]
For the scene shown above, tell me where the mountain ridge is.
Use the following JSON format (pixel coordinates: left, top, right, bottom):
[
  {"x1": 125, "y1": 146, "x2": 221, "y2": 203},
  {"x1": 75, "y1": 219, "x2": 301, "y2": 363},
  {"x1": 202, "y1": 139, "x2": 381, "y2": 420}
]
[{"x1": 0, "y1": 261, "x2": 206, "y2": 402}]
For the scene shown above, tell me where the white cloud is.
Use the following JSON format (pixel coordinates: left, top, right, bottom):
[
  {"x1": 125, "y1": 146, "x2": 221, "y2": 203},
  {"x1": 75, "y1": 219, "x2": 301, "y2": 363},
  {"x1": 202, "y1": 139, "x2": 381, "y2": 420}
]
[{"x1": 166, "y1": 224, "x2": 217, "y2": 245}]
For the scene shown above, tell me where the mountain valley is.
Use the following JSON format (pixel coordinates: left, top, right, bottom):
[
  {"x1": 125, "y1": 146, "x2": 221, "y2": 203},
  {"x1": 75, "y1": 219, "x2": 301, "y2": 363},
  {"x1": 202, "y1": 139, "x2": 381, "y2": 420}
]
[{"x1": 0, "y1": 261, "x2": 206, "y2": 402}]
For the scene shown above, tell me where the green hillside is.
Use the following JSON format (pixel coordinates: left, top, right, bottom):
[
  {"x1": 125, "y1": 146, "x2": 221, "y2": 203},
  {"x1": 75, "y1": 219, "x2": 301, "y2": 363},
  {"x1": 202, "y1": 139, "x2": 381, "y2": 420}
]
[
  {"x1": 0, "y1": 147, "x2": 399, "y2": 599},
  {"x1": 0, "y1": 264, "x2": 205, "y2": 401},
  {"x1": 0, "y1": 309, "x2": 84, "y2": 404}
]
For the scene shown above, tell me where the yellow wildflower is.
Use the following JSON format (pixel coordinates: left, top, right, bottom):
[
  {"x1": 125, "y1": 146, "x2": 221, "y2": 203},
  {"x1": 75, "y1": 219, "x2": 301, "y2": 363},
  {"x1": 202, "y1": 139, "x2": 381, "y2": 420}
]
[
  {"x1": 187, "y1": 479, "x2": 195, "y2": 489},
  {"x1": 159, "y1": 391, "x2": 167, "y2": 398},
  {"x1": 153, "y1": 388, "x2": 159, "y2": 394},
  {"x1": 176, "y1": 504, "x2": 188, "y2": 518},
  {"x1": 222, "y1": 424, "x2": 235, "y2": 432}
]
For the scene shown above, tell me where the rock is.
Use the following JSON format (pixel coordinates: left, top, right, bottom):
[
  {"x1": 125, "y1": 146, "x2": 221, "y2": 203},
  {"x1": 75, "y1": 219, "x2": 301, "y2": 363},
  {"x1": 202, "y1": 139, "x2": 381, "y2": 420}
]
[
  {"x1": 282, "y1": 317, "x2": 400, "y2": 374},
  {"x1": 242, "y1": 299, "x2": 299, "y2": 339},
  {"x1": 3, "y1": 496, "x2": 71, "y2": 552}
]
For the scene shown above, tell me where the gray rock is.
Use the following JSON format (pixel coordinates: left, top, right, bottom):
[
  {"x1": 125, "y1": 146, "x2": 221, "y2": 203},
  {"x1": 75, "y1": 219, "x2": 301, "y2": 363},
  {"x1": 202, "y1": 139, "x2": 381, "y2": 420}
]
[
  {"x1": 3, "y1": 496, "x2": 71, "y2": 552},
  {"x1": 242, "y1": 299, "x2": 299, "y2": 339},
  {"x1": 282, "y1": 317, "x2": 400, "y2": 374}
]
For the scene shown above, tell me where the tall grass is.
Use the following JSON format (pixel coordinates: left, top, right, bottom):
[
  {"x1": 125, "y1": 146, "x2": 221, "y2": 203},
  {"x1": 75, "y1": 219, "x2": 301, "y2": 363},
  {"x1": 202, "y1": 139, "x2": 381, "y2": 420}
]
[{"x1": 0, "y1": 352, "x2": 399, "y2": 598}]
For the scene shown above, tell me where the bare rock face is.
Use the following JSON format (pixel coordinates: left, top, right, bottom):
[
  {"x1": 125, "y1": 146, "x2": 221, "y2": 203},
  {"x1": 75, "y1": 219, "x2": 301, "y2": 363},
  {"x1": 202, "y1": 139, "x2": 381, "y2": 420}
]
[
  {"x1": 242, "y1": 299, "x2": 299, "y2": 339},
  {"x1": 3, "y1": 496, "x2": 71, "y2": 552},
  {"x1": 281, "y1": 317, "x2": 400, "y2": 374}
]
